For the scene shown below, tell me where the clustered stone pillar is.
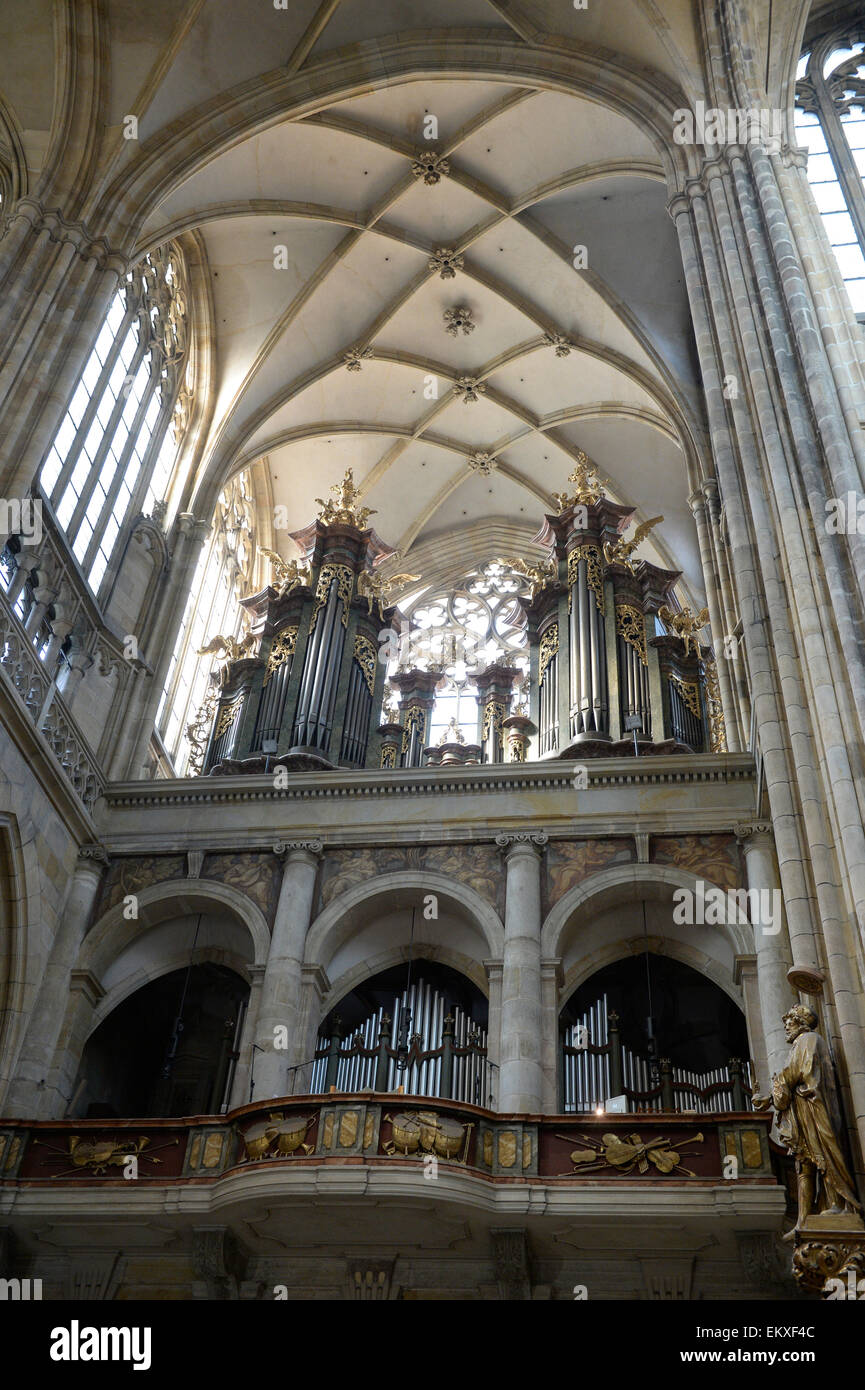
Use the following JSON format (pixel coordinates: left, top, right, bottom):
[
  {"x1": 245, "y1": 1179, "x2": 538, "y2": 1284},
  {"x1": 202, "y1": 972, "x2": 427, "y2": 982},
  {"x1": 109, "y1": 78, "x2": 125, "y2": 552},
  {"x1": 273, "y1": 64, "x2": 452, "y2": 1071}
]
[
  {"x1": 251, "y1": 841, "x2": 322, "y2": 1101},
  {"x1": 496, "y1": 832, "x2": 547, "y2": 1112},
  {"x1": 735, "y1": 823, "x2": 796, "y2": 1078},
  {"x1": 6, "y1": 844, "x2": 108, "y2": 1118}
]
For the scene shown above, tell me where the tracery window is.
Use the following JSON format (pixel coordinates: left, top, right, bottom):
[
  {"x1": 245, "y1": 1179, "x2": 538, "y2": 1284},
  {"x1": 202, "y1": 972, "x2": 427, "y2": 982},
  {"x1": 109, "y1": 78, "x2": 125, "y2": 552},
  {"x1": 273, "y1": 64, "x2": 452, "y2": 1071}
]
[
  {"x1": 394, "y1": 562, "x2": 530, "y2": 741},
  {"x1": 796, "y1": 29, "x2": 865, "y2": 313},
  {"x1": 38, "y1": 244, "x2": 190, "y2": 595},
  {"x1": 157, "y1": 471, "x2": 256, "y2": 775}
]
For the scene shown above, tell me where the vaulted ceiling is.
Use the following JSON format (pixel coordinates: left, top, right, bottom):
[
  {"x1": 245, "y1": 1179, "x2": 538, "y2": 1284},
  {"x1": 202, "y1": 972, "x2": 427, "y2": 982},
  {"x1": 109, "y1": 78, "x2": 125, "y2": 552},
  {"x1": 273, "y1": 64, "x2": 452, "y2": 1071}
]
[{"x1": 0, "y1": 0, "x2": 816, "y2": 604}]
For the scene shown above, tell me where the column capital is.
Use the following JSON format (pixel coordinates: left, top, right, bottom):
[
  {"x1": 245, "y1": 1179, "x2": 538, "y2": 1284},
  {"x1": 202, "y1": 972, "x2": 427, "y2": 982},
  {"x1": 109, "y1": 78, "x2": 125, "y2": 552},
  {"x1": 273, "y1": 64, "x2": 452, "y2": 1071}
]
[
  {"x1": 273, "y1": 839, "x2": 323, "y2": 861},
  {"x1": 77, "y1": 843, "x2": 109, "y2": 869},
  {"x1": 495, "y1": 831, "x2": 548, "y2": 856},
  {"x1": 734, "y1": 822, "x2": 774, "y2": 846},
  {"x1": 177, "y1": 513, "x2": 212, "y2": 544}
]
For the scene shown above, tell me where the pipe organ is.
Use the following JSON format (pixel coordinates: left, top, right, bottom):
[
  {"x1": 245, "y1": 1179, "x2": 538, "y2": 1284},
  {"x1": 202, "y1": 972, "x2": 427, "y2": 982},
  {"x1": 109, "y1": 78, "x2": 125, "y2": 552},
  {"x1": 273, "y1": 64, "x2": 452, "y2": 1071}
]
[
  {"x1": 194, "y1": 464, "x2": 725, "y2": 772},
  {"x1": 199, "y1": 471, "x2": 397, "y2": 774},
  {"x1": 526, "y1": 458, "x2": 720, "y2": 757},
  {"x1": 311, "y1": 977, "x2": 489, "y2": 1106}
]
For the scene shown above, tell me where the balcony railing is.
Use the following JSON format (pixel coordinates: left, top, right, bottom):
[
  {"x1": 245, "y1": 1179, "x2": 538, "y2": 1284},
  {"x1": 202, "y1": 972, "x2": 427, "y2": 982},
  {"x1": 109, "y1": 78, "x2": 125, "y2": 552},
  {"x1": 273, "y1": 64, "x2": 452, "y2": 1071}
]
[
  {"x1": 0, "y1": 1095, "x2": 777, "y2": 1186},
  {"x1": 0, "y1": 584, "x2": 104, "y2": 813}
]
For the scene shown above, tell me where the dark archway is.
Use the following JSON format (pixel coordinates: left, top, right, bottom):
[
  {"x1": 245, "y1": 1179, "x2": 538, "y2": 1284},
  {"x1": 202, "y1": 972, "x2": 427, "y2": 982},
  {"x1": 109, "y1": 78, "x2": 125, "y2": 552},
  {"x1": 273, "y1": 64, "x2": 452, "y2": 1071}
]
[
  {"x1": 560, "y1": 955, "x2": 750, "y2": 1114},
  {"x1": 75, "y1": 963, "x2": 249, "y2": 1118}
]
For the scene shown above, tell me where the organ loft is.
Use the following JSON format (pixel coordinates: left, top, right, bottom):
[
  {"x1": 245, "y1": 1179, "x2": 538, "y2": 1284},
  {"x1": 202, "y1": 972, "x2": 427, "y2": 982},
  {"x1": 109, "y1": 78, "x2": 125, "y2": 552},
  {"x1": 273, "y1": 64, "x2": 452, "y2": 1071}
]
[{"x1": 1, "y1": 0, "x2": 865, "y2": 1305}]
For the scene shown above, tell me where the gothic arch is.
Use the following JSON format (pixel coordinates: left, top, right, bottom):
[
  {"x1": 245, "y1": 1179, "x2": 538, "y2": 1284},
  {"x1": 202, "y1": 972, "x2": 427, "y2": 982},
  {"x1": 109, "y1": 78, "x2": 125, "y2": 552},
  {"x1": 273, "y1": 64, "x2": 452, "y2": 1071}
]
[
  {"x1": 92, "y1": 35, "x2": 694, "y2": 240},
  {"x1": 305, "y1": 869, "x2": 505, "y2": 972},
  {"x1": 558, "y1": 933, "x2": 744, "y2": 1013},
  {"x1": 322, "y1": 941, "x2": 490, "y2": 1018},
  {"x1": 540, "y1": 862, "x2": 753, "y2": 965},
  {"x1": 79, "y1": 876, "x2": 272, "y2": 983},
  {"x1": 0, "y1": 814, "x2": 40, "y2": 1097}
]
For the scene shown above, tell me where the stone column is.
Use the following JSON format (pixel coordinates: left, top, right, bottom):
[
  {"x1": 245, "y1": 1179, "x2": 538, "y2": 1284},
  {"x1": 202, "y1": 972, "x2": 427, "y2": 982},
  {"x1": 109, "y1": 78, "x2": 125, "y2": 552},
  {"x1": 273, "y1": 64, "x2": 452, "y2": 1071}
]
[
  {"x1": 733, "y1": 955, "x2": 769, "y2": 1093},
  {"x1": 540, "y1": 957, "x2": 563, "y2": 1113},
  {"x1": 735, "y1": 823, "x2": 795, "y2": 1077},
  {"x1": 495, "y1": 832, "x2": 547, "y2": 1112},
  {"x1": 114, "y1": 513, "x2": 212, "y2": 780},
  {"x1": 5, "y1": 844, "x2": 108, "y2": 1117},
  {"x1": 228, "y1": 965, "x2": 265, "y2": 1110},
  {"x1": 483, "y1": 959, "x2": 503, "y2": 1108},
  {"x1": 251, "y1": 840, "x2": 322, "y2": 1101}
]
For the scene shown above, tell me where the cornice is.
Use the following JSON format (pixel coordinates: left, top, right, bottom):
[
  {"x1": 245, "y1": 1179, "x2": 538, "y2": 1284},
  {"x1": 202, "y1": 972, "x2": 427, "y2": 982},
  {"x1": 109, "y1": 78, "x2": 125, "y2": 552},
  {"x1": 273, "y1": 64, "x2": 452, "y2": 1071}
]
[{"x1": 102, "y1": 754, "x2": 756, "y2": 811}]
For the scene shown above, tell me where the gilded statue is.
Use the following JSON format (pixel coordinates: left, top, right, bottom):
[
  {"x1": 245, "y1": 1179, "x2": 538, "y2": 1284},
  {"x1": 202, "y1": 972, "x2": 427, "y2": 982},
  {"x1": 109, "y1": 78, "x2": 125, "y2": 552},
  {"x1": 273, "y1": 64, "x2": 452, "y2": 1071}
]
[
  {"x1": 196, "y1": 629, "x2": 256, "y2": 663},
  {"x1": 551, "y1": 451, "x2": 608, "y2": 512},
  {"x1": 316, "y1": 467, "x2": 377, "y2": 528},
  {"x1": 658, "y1": 603, "x2": 710, "y2": 659},
  {"x1": 356, "y1": 568, "x2": 420, "y2": 615},
  {"x1": 498, "y1": 555, "x2": 556, "y2": 599},
  {"x1": 259, "y1": 547, "x2": 311, "y2": 597},
  {"x1": 603, "y1": 515, "x2": 664, "y2": 571},
  {"x1": 753, "y1": 1006, "x2": 863, "y2": 1231}
]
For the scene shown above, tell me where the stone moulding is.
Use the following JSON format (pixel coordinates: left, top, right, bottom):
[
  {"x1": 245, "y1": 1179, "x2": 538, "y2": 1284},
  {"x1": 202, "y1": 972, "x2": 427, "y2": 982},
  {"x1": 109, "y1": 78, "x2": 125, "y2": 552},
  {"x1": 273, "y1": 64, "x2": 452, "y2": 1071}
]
[{"x1": 101, "y1": 753, "x2": 756, "y2": 809}]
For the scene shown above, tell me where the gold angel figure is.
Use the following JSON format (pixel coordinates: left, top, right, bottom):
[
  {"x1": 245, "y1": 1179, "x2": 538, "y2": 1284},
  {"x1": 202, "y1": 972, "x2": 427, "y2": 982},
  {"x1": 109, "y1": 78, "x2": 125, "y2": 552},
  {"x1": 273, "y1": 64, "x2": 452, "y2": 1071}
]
[
  {"x1": 499, "y1": 555, "x2": 556, "y2": 599},
  {"x1": 196, "y1": 631, "x2": 257, "y2": 663},
  {"x1": 658, "y1": 603, "x2": 710, "y2": 659},
  {"x1": 603, "y1": 515, "x2": 664, "y2": 571},
  {"x1": 259, "y1": 547, "x2": 311, "y2": 597},
  {"x1": 357, "y1": 569, "x2": 420, "y2": 615},
  {"x1": 315, "y1": 467, "x2": 377, "y2": 528}
]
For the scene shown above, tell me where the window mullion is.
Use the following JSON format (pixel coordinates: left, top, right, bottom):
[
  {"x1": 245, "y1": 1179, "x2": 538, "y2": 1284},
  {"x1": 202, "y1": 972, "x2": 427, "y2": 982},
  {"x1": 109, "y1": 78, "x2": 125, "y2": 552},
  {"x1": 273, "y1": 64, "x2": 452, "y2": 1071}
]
[
  {"x1": 50, "y1": 304, "x2": 137, "y2": 507},
  {"x1": 80, "y1": 357, "x2": 155, "y2": 574},
  {"x1": 812, "y1": 66, "x2": 865, "y2": 256},
  {"x1": 66, "y1": 335, "x2": 147, "y2": 543}
]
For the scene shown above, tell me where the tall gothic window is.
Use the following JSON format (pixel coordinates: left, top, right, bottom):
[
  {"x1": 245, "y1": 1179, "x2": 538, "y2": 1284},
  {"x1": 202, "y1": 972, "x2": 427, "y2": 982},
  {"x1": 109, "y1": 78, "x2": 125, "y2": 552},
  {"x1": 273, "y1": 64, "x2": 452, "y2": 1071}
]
[
  {"x1": 157, "y1": 472, "x2": 256, "y2": 775},
  {"x1": 38, "y1": 243, "x2": 190, "y2": 595},
  {"x1": 796, "y1": 29, "x2": 865, "y2": 313},
  {"x1": 392, "y1": 562, "x2": 530, "y2": 742}
]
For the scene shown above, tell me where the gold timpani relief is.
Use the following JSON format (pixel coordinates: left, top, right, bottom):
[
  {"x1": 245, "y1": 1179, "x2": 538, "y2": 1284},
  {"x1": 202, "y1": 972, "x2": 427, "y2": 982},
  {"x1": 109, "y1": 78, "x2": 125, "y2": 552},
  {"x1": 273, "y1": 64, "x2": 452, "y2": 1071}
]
[
  {"x1": 241, "y1": 1113, "x2": 316, "y2": 1161},
  {"x1": 383, "y1": 1111, "x2": 473, "y2": 1163}
]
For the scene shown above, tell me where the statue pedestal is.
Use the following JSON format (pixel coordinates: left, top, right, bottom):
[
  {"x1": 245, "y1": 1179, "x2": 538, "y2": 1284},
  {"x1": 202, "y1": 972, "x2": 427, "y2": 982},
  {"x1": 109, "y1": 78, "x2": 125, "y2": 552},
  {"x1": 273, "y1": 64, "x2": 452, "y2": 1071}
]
[{"x1": 792, "y1": 1216, "x2": 865, "y2": 1296}]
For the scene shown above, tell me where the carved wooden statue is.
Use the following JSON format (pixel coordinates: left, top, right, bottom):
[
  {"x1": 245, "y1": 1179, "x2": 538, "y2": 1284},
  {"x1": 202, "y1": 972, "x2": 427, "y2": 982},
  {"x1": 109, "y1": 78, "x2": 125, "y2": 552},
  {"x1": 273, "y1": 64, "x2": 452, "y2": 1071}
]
[{"x1": 753, "y1": 1005, "x2": 862, "y2": 1231}]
